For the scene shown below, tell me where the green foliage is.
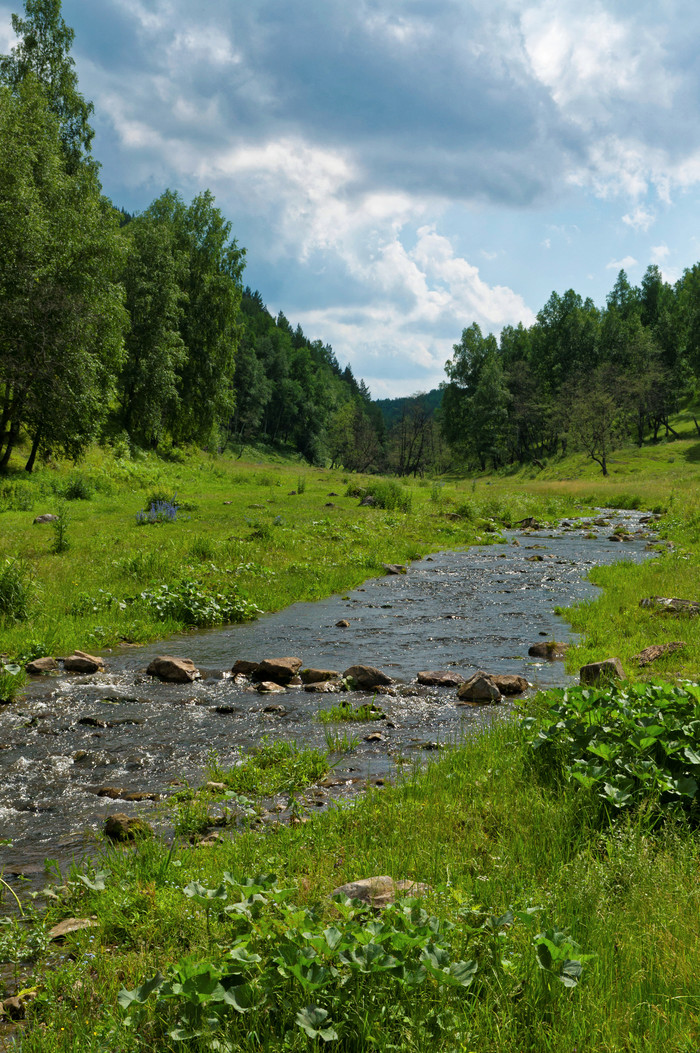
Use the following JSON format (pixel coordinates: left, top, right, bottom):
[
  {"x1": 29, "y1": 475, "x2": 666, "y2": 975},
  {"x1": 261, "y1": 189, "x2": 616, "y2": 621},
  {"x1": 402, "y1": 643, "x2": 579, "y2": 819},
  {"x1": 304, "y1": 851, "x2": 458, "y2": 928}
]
[
  {"x1": 138, "y1": 578, "x2": 260, "y2": 628},
  {"x1": 118, "y1": 874, "x2": 484, "y2": 1048},
  {"x1": 55, "y1": 474, "x2": 93, "y2": 500},
  {"x1": 527, "y1": 682, "x2": 700, "y2": 816}
]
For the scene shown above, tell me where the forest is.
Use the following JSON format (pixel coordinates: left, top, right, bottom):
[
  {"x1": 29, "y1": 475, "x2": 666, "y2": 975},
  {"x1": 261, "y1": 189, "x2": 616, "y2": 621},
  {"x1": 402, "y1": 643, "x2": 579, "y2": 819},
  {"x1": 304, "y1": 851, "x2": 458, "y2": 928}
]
[{"x1": 3, "y1": 0, "x2": 700, "y2": 480}]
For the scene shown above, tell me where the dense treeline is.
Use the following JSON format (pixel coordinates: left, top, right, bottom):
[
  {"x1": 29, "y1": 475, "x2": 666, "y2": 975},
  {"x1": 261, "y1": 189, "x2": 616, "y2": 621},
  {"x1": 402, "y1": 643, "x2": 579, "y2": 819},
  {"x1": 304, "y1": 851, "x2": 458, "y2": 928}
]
[
  {"x1": 5, "y1": 1, "x2": 700, "y2": 480},
  {"x1": 0, "y1": 0, "x2": 383, "y2": 472},
  {"x1": 441, "y1": 266, "x2": 700, "y2": 474}
]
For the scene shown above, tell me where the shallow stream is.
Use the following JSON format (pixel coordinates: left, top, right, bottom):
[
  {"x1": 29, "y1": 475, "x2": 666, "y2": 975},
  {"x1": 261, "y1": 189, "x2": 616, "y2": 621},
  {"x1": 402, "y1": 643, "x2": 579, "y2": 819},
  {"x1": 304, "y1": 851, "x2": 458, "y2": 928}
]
[{"x1": 0, "y1": 510, "x2": 658, "y2": 883}]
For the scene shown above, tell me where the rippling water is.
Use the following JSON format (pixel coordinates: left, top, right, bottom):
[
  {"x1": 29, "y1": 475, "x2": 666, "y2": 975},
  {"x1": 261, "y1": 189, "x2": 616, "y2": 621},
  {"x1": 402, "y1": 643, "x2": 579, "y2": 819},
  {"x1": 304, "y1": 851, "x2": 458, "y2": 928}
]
[{"x1": 0, "y1": 510, "x2": 657, "y2": 881}]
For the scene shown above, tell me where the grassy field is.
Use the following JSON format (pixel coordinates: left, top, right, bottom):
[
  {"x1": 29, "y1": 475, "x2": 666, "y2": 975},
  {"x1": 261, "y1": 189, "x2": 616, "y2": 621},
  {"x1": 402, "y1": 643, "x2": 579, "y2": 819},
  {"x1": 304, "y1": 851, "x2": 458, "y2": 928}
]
[{"x1": 2, "y1": 426, "x2": 700, "y2": 1051}]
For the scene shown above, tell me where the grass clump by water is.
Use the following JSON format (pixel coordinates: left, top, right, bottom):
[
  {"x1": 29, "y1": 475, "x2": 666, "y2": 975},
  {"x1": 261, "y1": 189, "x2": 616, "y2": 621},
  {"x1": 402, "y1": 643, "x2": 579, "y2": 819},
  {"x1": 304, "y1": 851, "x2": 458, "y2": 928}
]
[{"x1": 317, "y1": 701, "x2": 386, "y2": 723}]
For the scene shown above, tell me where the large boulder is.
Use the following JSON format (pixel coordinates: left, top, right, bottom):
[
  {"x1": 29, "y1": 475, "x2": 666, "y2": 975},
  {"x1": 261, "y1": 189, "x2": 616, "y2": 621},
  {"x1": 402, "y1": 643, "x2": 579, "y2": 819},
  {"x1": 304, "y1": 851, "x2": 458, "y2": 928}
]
[
  {"x1": 457, "y1": 672, "x2": 501, "y2": 704},
  {"x1": 63, "y1": 650, "x2": 104, "y2": 674},
  {"x1": 417, "y1": 670, "x2": 465, "y2": 687},
  {"x1": 147, "y1": 655, "x2": 198, "y2": 683},
  {"x1": 343, "y1": 665, "x2": 393, "y2": 689},
  {"x1": 26, "y1": 656, "x2": 58, "y2": 675},
  {"x1": 253, "y1": 657, "x2": 302, "y2": 685},
  {"x1": 579, "y1": 658, "x2": 625, "y2": 686},
  {"x1": 33, "y1": 513, "x2": 59, "y2": 524},
  {"x1": 330, "y1": 875, "x2": 430, "y2": 909},
  {"x1": 300, "y1": 667, "x2": 341, "y2": 684},
  {"x1": 490, "y1": 673, "x2": 529, "y2": 696}
]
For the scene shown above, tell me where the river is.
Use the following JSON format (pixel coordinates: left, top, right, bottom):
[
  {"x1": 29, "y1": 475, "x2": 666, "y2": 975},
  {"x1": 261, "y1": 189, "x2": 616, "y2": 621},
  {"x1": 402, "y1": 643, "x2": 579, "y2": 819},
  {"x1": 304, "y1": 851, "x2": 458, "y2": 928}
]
[{"x1": 0, "y1": 509, "x2": 658, "y2": 884}]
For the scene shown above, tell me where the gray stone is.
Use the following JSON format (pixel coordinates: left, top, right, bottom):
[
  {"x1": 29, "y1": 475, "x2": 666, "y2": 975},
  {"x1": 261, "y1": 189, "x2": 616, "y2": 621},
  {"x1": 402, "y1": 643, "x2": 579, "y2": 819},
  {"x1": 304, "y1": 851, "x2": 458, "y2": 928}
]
[
  {"x1": 304, "y1": 680, "x2": 343, "y2": 693},
  {"x1": 579, "y1": 658, "x2": 625, "y2": 686},
  {"x1": 33, "y1": 513, "x2": 59, "y2": 524},
  {"x1": 147, "y1": 655, "x2": 198, "y2": 682},
  {"x1": 457, "y1": 672, "x2": 501, "y2": 704},
  {"x1": 335, "y1": 619, "x2": 350, "y2": 628},
  {"x1": 382, "y1": 563, "x2": 407, "y2": 575}
]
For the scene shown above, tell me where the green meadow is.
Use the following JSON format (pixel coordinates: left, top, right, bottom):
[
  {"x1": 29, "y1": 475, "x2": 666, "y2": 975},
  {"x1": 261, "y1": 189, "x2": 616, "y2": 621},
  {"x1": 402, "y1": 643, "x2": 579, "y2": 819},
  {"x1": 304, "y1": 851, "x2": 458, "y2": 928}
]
[{"x1": 1, "y1": 423, "x2": 700, "y2": 1051}]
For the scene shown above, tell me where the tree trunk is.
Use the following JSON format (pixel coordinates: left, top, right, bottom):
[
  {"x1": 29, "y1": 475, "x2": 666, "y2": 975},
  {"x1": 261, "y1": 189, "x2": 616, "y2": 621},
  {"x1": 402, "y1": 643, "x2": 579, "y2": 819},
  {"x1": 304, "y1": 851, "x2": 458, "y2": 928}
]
[
  {"x1": 0, "y1": 420, "x2": 20, "y2": 471},
  {"x1": 25, "y1": 426, "x2": 42, "y2": 473}
]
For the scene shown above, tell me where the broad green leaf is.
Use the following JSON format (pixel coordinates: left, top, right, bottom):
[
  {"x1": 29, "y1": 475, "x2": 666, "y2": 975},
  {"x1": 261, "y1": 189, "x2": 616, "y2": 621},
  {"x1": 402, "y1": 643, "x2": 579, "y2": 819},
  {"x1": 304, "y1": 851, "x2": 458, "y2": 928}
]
[
  {"x1": 76, "y1": 869, "x2": 109, "y2": 892},
  {"x1": 118, "y1": 972, "x2": 164, "y2": 1009},
  {"x1": 296, "y1": 1005, "x2": 338, "y2": 1041}
]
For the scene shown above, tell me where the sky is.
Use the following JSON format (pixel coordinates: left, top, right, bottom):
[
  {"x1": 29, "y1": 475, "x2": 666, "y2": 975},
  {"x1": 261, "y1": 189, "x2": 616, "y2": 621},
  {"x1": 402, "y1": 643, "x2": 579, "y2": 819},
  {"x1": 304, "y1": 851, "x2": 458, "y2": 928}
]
[{"x1": 2, "y1": 0, "x2": 700, "y2": 397}]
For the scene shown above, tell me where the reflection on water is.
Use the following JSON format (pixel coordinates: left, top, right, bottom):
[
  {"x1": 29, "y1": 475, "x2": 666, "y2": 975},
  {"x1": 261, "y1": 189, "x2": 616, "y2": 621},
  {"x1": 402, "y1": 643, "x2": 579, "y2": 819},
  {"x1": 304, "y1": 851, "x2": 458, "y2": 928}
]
[{"x1": 0, "y1": 510, "x2": 657, "y2": 878}]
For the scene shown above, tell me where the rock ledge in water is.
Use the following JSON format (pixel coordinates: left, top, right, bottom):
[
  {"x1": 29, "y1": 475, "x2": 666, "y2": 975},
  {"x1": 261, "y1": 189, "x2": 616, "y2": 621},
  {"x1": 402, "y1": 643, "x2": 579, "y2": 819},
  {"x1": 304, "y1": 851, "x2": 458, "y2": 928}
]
[
  {"x1": 457, "y1": 672, "x2": 501, "y2": 704},
  {"x1": 343, "y1": 665, "x2": 393, "y2": 689},
  {"x1": 64, "y1": 650, "x2": 104, "y2": 673}
]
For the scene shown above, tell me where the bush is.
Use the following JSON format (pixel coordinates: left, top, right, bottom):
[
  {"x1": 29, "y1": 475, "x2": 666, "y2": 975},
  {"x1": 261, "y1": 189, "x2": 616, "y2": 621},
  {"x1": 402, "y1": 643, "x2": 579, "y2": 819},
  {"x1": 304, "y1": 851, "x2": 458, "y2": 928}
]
[
  {"x1": 366, "y1": 480, "x2": 412, "y2": 512},
  {"x1": 57, "y1": 475, "x2": 94, "y2": 500}
]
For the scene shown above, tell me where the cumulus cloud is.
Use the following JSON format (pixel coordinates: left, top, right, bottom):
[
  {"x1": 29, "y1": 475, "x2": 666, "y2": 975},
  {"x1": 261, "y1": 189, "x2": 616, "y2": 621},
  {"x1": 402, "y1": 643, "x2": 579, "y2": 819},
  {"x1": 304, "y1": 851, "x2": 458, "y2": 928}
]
[
  {"x1": 622, "y1": 205, "x2": 656, "y2": 231},
  {"x1": 606, "y1": 255, "x2": 638, "y2": 271}
]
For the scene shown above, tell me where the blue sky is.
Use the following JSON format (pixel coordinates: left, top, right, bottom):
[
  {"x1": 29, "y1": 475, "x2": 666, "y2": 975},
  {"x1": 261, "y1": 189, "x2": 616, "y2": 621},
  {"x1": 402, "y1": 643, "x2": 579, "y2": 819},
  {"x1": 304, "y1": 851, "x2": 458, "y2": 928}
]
[{"x1": 2, "y1": 0, "x2": 699, "y2": 396}]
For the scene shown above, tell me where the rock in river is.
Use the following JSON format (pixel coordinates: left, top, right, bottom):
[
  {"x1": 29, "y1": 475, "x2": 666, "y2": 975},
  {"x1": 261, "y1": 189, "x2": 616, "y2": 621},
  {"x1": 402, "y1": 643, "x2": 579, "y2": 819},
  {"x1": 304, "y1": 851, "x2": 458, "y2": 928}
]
[
  {"x1": 417, "y1": 670, "x2": 465, "y2": 687},
  {"x1": 63, "y1": 650, "x2": 104, "y2": 673},
  {"x1": 343, "y1": 664, "x2": 393, "y2": 689},
  {"x1": 147, "y1": 655, "x2": 199, "y2": 682},
  {"x1": 253, "y1": 657, "x2": 302, "y2": 684},
  {"x1": 528, "y1": 641, "x2": 569, "y2": 659},
  {"x1": 26, "y1": 656, "x2": 58, "y2": 675},
  {"x1": 490, "y1": 673, "x2": 529, "y2": 695},
  {"x1": 457, "y1": 672, "x2": 501, "y2": 704},
  {"x1": 300, "y1": 667, "x2": 341, "y2": 684}
]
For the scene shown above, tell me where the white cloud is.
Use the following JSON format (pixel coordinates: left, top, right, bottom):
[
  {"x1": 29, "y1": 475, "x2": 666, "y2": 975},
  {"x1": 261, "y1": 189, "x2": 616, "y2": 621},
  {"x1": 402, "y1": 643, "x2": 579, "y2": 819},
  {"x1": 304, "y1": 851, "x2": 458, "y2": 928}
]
[
  {"x1": 606, "y1": 255, "x2": 637, "y2": 271},
  {"x1": 651, "y1": 244, "x2": 669, "y2": 263},
  {"x1": 622, "y1": 205, "x2": 655, "y2": 231}
]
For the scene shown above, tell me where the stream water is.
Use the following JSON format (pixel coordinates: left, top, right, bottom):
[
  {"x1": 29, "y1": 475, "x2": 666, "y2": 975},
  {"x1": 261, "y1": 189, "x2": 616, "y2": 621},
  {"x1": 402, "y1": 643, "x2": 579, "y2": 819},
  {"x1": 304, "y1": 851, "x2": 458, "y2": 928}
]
[{"x1": 0, "y1": 510, "x2": 659, "y2": 883}]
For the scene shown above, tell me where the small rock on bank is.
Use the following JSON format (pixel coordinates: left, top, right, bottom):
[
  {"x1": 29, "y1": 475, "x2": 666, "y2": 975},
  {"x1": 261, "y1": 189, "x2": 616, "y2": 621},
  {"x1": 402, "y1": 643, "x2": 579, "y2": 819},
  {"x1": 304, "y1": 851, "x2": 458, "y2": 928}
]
[
  {"x1": 330, "y1": 875, "x2": 430, "y2": 909},
  {"x1": 579, "y1": 658, "x2": 625, "y2": 686}
]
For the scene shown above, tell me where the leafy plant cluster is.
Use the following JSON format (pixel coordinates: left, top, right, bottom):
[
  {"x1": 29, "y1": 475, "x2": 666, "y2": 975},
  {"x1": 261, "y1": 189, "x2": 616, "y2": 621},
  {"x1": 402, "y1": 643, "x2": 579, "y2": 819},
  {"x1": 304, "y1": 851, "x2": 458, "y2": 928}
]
[
  {"x1": 138, "y1": 578, "x2": 261, "y2": 628},
  {"x1": 118, "y1": 873, "x2": 588, "y2": 1050},
  {"x1": 527, "y1": 681, "x2": 700, "y2": 815},
  {"x1": 317, "y1": 702, "x2": 385, "y2": 724},
  {"x1": 0, "y1": 658, "x2": 25, "y2": 703}
]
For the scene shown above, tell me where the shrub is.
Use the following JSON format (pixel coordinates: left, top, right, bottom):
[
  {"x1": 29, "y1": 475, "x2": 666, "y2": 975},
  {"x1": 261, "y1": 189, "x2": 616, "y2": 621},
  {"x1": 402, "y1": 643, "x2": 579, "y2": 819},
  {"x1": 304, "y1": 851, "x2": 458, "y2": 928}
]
[
  {"x1": 57, "y1": 475, "x2": 94, "y2": 500},
  {"x1": 365, "y1": 480, "x2": 412, "y2": 512}
]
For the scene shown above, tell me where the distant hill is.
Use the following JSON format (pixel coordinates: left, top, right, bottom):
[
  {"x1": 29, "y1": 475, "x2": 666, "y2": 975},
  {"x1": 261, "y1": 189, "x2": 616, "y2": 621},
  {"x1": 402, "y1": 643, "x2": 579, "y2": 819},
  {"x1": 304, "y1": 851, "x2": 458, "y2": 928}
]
[{"x1": 374, "y1": 388, "x2": 443, "y2": 428}]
